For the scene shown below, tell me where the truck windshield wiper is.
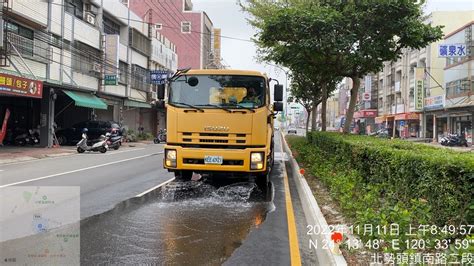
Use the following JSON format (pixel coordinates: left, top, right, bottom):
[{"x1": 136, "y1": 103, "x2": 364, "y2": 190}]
[
  {"x1": 223, "y1": 103, "x2": 255, "y2": 113},
  {"x1": 196, "y1": 104, "x2": 233, "y2": 113},
  {"x1": 171, "y1": 102, "x2": 204, "y2": 112}
]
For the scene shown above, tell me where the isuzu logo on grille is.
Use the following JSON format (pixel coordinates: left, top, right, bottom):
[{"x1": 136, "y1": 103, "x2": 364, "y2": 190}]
[{"x1": 204, "y1": 126, "x2": 229, "y2": 132}]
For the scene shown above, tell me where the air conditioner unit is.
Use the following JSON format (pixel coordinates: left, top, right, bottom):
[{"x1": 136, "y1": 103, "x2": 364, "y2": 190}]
[
  {"x1": 85, "y1": 4, "x2": 99, "y2": 15},
  {"x1": 85, "y1": 12, "x2": 96, "y2": 26},
  {"x1": 91, "y1": 62, "x2": 101, "y2": 73}
]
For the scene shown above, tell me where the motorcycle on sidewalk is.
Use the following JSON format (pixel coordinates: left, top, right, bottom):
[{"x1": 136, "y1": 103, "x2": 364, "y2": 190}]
[
  {"x1": 440, "y1": 133, "x2": 468, "y2": 147},
  {"x1": 76, "y1": 128, "x2": 108, "y2": 153},
  {"x1": 153, "y1": 129, "x2": 167, "y2": 144},
  {"x1": 14, "y1": 129, "x2": 40, "y2": 146}
]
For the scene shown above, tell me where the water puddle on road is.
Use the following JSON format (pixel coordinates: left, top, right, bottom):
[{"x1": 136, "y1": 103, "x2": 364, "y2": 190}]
[{"x1": 80, "y1": 179, "x2": 274, "y2": 265}]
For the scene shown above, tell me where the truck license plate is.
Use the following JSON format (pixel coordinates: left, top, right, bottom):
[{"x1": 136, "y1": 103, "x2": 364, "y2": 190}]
[{"x1": 204, "y1": 156, "x2": 223, "y2": 165}]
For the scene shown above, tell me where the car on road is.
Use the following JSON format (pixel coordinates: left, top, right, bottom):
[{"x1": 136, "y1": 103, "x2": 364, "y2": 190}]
[
  {"x1": 56, "y1": 120, "x2": 122, "y2": 145},
  {"x1": 287, "y1": 127, "x2": 297, "y2": 134}
]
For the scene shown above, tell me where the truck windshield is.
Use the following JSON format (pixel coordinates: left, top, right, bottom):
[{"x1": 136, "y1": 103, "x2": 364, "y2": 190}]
[{"x1": 169, "y1": 75, "x2": 266, "y2": 109}]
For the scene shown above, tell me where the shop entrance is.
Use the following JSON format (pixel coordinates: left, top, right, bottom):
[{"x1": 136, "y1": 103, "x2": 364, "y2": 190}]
[{"x1": 0, "y1": 96, "x2": 41, "y2": 145}]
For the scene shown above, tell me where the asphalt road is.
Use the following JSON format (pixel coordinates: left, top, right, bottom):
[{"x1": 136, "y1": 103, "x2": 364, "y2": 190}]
[{"x1": 0, "y1": 137, "x2": 319, "y2": 265}]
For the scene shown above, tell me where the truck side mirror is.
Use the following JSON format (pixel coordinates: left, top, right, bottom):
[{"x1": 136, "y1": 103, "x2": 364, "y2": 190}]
[
  {"x1": 157, "y1": 84, "x2": 165, "y2": 100},
  {"x1": 274, "y1": 102, "x2": 283, "y2": 112},
  {"x1": 274, "y1": 84, "x2": 283, "y2": 102}
]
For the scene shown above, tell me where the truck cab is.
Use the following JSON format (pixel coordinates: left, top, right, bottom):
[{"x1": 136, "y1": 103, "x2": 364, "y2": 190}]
[{"x1": 162, "y1": 69, "x2": 283, "y2": 184}]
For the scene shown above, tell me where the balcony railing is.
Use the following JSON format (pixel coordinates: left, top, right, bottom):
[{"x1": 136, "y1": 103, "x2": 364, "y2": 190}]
[{"x1": 6, "y1": 32, "x2": 50, "y2": 61}]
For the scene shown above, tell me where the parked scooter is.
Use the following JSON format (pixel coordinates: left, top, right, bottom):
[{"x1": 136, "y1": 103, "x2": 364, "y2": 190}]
[
  {"x1": 76, "y1": 128, "x2": 108, "y2": 153},
  {"x1": 106, "y1": 129, "x2": 122, "y2": 150},
  {"x1": 153, "y1": 129, "x2": 167, "y2": 144},
  {"x1": 14, "y1": 129, "x2": 40, "y2": 146},
  {"x1": 440, "y1": 133, "x2": 468, "y2": 147}
]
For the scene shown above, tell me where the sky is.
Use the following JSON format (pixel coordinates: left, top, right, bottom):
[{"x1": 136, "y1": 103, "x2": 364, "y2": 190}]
[{"x1": 192, "y1": 0, "x2": 473, "y2": 88}]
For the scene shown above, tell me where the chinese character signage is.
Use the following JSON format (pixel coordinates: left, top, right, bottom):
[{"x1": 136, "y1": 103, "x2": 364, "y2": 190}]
[
  {"x1": 150, "y1": 70, "x2": 170, "y2": 85},
  {"x1": 104, "y1": 74, "x2": 117, "y2": 86},
  {"x1": 414, "y1": 67, "x2": 424, "y2": 110},
  {"x1": 0, "y1": 73, "x2": 43, "y2": 98},
  {"x1": 438, "y1": 43, "x2": 466, "y2": 57},
  {"x1": 424, "y1": 95, "x2": 444, "y2": 110}
]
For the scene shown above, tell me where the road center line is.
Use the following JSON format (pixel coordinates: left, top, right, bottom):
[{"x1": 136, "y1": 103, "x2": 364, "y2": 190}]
[
  {"x1": 106, "y1": 148, "x2": 146, "y2": 155},
  {"x1": 0, "y1": 152, "x2": 163, "y2": 188},
  {"x1": 135, "y1": 177, "x2": 175, "y2": 197}
]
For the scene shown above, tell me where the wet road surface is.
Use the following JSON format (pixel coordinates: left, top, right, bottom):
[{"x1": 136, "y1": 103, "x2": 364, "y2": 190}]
[
  {"x1": 1, "y1": 135, "x2": 318, "y2": 265},
  {"x1": 81, "y1": 179, "x2": 274, "y2": 265}
]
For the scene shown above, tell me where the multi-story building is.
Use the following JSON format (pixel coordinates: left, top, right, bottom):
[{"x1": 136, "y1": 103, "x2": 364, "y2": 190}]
[
  {"x1": 440, "y1": 21, "x2": 473, "y2": 143},
  {"x1": 0, "y1": 0, "x2": 177, "y2": 147},
  {"x1": 129, "y1": 0, "x2": 213, "y2": 69},
  {"x1": 372, "y1": 11, "x2": 473, "y2": 139}
]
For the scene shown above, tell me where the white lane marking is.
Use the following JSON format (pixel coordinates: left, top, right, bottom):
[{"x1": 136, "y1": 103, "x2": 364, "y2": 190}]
[
  {"x1": 0, "y1": 152, "x2": 164, "y2": 188},
  {"x1": 106, "y1": 148, "x2": 146, "y2": 155},
  {"x1": 135, "y1": 177, "x2": 175, "y2": 197}
]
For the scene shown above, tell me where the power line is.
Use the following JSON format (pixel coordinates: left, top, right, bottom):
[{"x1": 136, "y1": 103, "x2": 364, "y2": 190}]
[
  {"x1": 145, "y1": 1, "x2": 201, "y2": 50},
  {"x1": 48, "y1": 2, "x2": 253, "y2": 43},
  {"x1": 10, "y1": 2, "x2": 168, "y2": 78}
]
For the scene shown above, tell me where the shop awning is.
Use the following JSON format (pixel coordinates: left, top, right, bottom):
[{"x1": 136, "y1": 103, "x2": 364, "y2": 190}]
[
  {"x1": 375, "y1": 115, "x2": 395, "y2": 124},
  {"x1": 63, "y1": 90, "x2": 108, "y2": 110},
  {"x1": 124, "y1": 100, "x2": 151, "y2": 109},
  {"x1": 395, "y1": 113, "x2": 420, "y2": 121}
]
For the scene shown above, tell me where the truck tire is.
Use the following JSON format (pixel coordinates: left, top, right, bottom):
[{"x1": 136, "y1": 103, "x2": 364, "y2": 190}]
[
  {"x1": 175, "y1": 171, "x2": 192, "y2": 181},
  {"x1": 256, "y1": 173, "x2": 269, "y2": 187}
]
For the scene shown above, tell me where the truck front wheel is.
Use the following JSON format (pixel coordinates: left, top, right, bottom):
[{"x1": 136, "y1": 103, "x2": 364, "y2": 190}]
[
  {"x1": 256, "y1": 173, "x2": 269, "y2": 187},
  {"x1": 175, "y1": 170, "x2": 193, "y2": 181}
]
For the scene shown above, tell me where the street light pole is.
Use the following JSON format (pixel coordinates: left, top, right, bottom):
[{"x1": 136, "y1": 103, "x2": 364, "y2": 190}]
[{"x1": 266, "y1": 63, "x2": 289, "y2": 128}]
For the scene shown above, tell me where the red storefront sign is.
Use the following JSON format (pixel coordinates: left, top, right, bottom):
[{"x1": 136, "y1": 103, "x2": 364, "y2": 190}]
[
  {"x1": 354, "y1": 109, "x2": 378, "y2": 118},
  {"x1": 0, "y1": 73, "x2": 43, "y2": 98},
  {"x1": 395, "y1": 112, "x2": 420, "y2": 121}
]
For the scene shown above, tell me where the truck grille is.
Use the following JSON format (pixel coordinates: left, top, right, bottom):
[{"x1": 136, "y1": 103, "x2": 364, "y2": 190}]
[{"x1": 180, "y1": 132, "x2": 247, "y2": 145}]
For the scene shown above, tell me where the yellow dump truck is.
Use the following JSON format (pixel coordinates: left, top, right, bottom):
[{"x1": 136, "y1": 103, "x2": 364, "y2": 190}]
[{"x1": 160, "y1": 69, "x2": 284, "y2": 184}]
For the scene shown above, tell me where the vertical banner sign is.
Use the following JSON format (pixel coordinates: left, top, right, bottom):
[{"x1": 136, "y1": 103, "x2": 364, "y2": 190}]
[
  {"x1": 364, "y1": 76, "x2": 372, "y2": 109},
  {"x1": 213, "y1": 28, "x2": 221, "y2": 66},
  {"x1": 0, "y1": 108, "x2": 10, "y2": 144},
  {"x1": 414, "y1": 67, "x2": 424, "y2": 110},
  {"x1": 104, "y1": 35, "x2": 119, "y2": 85}
]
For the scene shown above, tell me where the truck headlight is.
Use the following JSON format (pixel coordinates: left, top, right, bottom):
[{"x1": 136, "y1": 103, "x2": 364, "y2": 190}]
[
  {"x1": 250, "y1": 152, "x2": 264, "y2": 170},
  {"x1": 165, "y1": 149, "x2": 177, "y2": 167}
]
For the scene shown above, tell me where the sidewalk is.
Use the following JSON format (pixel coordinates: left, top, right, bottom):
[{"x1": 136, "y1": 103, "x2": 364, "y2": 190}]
[{"x1": 0, "y1": 141, "x2": 154, "y2": 165}]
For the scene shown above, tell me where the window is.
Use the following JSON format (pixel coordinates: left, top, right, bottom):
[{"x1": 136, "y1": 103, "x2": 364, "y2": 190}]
[
  {"x1": 446, "y1": 78, "x2": 470, "y2": 98},
  {"x1": 103, "y1": 16, "x2": 121, "y2": 35},
  {"x1": 65, "y1": 0, "x2": 84, "y2": 19},
  {"x1": 129, "y1": 28, "x2": 151, "y2": 55},
  {"x1": 131, "y1": 65, "x2": 149, "y2": 91},
  {"x1": 72, "y1": 41, "x2": 101, "y2": 74},
  {"x1": 155, "y1": 23, "x2": 162, "y2": 30},
  {"x1": 118, "y1": 61, "x2": 128, "y2": 84},
  {"x1": 181, "y1": 21, "x2": 191, "y2": 33},
  {"x1": 5, "y1": 22, "x2": 34, "y2": 57},
  {"x1": 169, "y1": 75, "x2": 266, "y2": 109}
]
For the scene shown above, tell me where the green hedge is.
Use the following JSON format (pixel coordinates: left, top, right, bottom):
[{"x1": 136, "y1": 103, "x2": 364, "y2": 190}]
[{"x1": 288, "y1": 132, "x2": 474, "y2": 247}]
